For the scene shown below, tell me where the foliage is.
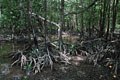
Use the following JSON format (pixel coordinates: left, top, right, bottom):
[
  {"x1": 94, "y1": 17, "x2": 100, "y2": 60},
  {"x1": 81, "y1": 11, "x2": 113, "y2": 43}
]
[{"x1": 0, "y1": 43, "x2": 12, "y2": 57}]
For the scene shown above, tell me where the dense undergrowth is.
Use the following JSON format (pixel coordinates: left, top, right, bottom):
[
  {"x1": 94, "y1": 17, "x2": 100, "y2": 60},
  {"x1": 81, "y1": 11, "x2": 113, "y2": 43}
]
[{"x1": 3, "y1": 31, "x2": 118, "y2": 80}]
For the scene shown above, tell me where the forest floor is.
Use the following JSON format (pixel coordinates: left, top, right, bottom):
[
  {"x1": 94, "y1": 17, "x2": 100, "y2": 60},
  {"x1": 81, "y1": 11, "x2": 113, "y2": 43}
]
[
  {"x1": 0, "y1": 43, "x2": 112, "y2": 80},
  {"x1": 0, "y1": 35, "x2": 118, "y2": 80},
  {"x1": 0, "y1": 56, "x2": 111, "y2": 80}
]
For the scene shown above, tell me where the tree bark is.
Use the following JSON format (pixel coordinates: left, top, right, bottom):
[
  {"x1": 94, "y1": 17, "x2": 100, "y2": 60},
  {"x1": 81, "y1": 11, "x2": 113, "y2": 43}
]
[
  {"x1": 111, "y1": 0, "x2": 119, "y2": 33},
  {"x1": 105, "y1": 0, "x2": 111, "y2": 40},
  {"x1": 27, "y1": 0, "x2": 38, "y2": 49},
  {"x1": 59, "y1": 0, "x2": 64, "y2": 51},
  {"x1": 99, "y1": 0, "x2": 107, "y2": 37}
]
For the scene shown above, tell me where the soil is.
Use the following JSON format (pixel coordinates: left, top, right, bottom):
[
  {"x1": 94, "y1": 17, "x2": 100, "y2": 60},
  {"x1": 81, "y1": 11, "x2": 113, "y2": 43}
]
[
  {"x1": 1, "y1": 56, "x2": 114, "y2": 80},
  {"x1": 0, "y1": 40, "x2": 119, "y2": 80}
]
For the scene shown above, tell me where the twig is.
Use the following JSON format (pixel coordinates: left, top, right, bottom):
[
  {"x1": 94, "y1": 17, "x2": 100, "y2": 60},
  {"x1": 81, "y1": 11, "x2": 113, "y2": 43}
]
[{"x1": 11, "y1": 59, "x2": 20, "y2": 67}]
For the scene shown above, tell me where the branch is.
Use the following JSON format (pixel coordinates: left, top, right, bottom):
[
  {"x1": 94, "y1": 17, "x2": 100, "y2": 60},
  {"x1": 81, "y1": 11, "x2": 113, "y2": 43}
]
[
  {"x1": 29, "y1": 12, "x2": 60, "y2": 28},
  {"x1": 65, "y1": 0, "x2": 99, "y2": 16}
]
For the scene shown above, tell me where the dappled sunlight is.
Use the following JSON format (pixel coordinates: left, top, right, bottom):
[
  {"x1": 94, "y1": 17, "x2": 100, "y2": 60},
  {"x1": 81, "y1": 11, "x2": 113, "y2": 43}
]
[{"x1": 69, "y1": 55, "x2": 86, "y2": 66}]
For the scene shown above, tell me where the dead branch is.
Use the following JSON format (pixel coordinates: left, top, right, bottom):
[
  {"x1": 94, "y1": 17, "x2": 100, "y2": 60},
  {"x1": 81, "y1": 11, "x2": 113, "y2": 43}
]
[
  {"x1": 11, "y1": 59, "x2": 20, "y2": 67},
  {"x1": 29, "y1": 12, "x2": 60, "y2": 28}
]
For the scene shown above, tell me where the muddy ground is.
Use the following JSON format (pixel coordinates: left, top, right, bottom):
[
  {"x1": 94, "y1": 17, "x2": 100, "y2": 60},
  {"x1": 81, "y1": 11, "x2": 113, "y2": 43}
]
[{"x1": 1, "y1": 57, "x2": 116, "y2": 80}]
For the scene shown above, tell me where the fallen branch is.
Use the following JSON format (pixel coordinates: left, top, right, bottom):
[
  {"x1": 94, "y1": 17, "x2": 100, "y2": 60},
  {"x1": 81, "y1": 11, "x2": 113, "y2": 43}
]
[
  {"x1": 29, "y1": 12, "x2": 60, "y2": 28},
  {"x1": 11, "y1": 59, "x2": 20, "y2": 67}
]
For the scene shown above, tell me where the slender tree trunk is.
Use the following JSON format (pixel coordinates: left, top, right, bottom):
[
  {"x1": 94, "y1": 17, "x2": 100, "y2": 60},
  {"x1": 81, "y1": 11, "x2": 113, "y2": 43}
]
[
  {"x1": 59, "y1": 0, "x2": 64, "y2": 51},
  {"x1": 99, "y1": 0, "x2": 107, "y2": 37},
  {"x1": 80, "y1": 0, "x2": 84, "y2": 36},
  {"x1": 27, "y1": 0, "x2": 32, "y2": 43},
  {"x1": 27, "y1": 0, "x2": 39, "y2": 49},
  {"x1": 44, "y1": 0, "x2": 48, "y2": 51},
  {"x1": 111, "y1": 0, "x2": 119, "y2": 33},
  {"x1": 105, "y1": 0, "x2": 111, "y2": 40}
]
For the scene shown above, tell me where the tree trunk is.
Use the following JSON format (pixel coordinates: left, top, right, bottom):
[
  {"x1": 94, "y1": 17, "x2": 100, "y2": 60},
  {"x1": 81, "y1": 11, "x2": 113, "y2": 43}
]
[
  {"x1": 111, "y1": 0, "x2": 119, "y2": 33},
  {"x1": 105, "y1": 0, "x2": 111, "y2": 40},
  {"x1": 80, "y1": 0, "x2": 84, "y2": 37},
  {"x1": 59, "y1": 0, "x2": 64, "y2": 51},
  {"x1": 27, "y1": 0, "x2": 38, "y2": 49},
  {"x1": 44, "y1": 0, "x2": 47, "y2": 50},
  {"x1": 99, "y1": 0, "x2": 107, "y2": 37}
]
